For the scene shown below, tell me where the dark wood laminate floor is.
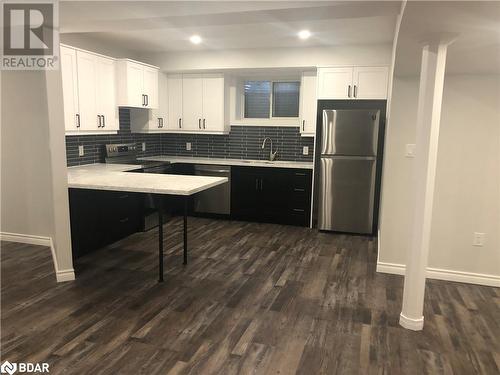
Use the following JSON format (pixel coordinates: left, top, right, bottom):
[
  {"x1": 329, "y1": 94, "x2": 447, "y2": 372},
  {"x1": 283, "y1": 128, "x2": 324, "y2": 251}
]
[{"x1": 2, "y1": 217, "x2": 499, "y2": 374}]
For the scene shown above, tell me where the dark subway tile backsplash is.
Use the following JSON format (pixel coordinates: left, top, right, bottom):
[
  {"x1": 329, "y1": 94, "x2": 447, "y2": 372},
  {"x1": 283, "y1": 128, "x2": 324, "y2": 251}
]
[{"x1": 66, "y1": 108, "x2": 314, "y2": 166}]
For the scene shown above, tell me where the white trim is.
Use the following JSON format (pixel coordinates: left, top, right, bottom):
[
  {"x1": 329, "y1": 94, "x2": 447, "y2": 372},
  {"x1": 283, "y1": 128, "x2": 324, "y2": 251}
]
[
  {"x1": 0, "y1": 232, "x2": 75, "y2": 283},
  {"x1": 399, "y1": 313, "x2": 424, "y2": 331},
  {"x1": 376, "y1": 261, "x2": 500, "y2": 287}
]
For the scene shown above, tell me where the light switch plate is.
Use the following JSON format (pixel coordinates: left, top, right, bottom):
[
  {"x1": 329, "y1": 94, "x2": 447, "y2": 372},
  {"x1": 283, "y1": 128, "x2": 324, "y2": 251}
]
[
  {"x1": 186, "y1": 142, "x2": 192, "y2": 151},
  {"x1": 303, "y1": 146, "x2": 309, "y2": 155},
  {"x1": 473, "y1": 232, "x2": 485, "y2": 247},
  {"x1": 142, "y1": 142, "x2": 146, "y2": 152},
  {"x1": 78, "y1": 145, "x2": 84, "y2": 157},
  {"x1": 405, "y1": 144, "x2": 416, "y2": 158}
]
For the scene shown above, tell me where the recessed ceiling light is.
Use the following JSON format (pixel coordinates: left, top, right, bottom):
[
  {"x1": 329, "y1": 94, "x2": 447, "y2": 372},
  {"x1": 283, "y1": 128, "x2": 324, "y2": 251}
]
[
  {"x1": 298, "y1": 30, "x2": 311, "y2": 40},
  {"x1": 190, "y1": 35, "x2": 202, "y2": 45}
]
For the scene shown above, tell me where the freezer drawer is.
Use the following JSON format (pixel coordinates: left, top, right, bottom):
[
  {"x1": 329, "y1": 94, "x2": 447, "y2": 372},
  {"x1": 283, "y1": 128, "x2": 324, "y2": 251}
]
[
  {"x1": 321, "y1": 109, "x2": 380, "y2": 156},
  {"x1": 318, "y1": 156, "x2": 376, "y2": 234}
]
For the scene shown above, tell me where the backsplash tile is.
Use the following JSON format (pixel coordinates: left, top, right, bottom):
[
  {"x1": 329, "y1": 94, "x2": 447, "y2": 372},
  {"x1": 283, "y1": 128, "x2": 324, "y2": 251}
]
[{"x1": 65, "y1": 109, "x2": 314, "y2": 166}]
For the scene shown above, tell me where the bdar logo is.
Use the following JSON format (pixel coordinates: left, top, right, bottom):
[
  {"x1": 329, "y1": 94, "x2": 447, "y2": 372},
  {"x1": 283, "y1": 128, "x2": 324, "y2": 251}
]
[{"x1": 0, "y1": 361, "x2": 17, "y2": 375}]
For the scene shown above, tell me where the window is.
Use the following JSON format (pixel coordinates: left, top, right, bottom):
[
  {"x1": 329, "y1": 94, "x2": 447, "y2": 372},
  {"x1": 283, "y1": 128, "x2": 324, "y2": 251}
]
[
  {"x1": 243, "y1": 80, "x2": 300, "y2": 119},
  {"x1": 272, "y1": 82, "x2": 300, "y2": 117},
  {"x1": 244, "y1": 81, "x2": 271, "y2": 118}
]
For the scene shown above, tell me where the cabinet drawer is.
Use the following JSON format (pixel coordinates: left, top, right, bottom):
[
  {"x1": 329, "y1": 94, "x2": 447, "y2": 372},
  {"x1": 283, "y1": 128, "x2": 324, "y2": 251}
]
[{"x1": 292, "y1": 170, "x2": 312, "y2": 188}]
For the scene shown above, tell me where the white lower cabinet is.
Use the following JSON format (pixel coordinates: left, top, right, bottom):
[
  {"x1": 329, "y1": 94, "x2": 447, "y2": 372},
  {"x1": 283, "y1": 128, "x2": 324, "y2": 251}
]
[
  {"x1": 300, "y1": 71, "x2": 317, "y2": 137},
  {"x1": 61, "y1": 44, "x2": 118, "y2": 134}
]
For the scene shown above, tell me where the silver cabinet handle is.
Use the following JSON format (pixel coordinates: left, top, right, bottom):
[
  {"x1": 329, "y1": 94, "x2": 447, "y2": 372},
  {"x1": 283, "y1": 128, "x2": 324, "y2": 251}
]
[
  {"x1": 142, "y1": 94, "x2": 145, "y2": 106},
  {"x1": 97, "y1": 115, "x2": 101, "y2": 127},
  {"x1": 348, "y1": 85, "x2": 351, "y2": 98},
  {"x1": 198, "y1": 118, "x2": 201, "y2": 129},
  {"x1": 158, "y1": 118, "x2": 161, "y2": 128},
  {"x1": 302, "y1": 120, "x2": 305, "y2": 131},
  {"x1": 102, "y1": 115, "x2": 105, "y2": 128},
  {"x1": 203, "y1": 119, "x2": 206, "y2": 129},
  {"x1": 178, "y1": 118, "x2": 182, "y2": 129},
  {"x1": 145, "y1": 95, "x2": 149, "y2": 106},
  {"x1": 353, "y1": 85, "x2": 357, "y2": 98},
  {"x1": 76, "y1": 114, "x2": 80, "y2": 128}
]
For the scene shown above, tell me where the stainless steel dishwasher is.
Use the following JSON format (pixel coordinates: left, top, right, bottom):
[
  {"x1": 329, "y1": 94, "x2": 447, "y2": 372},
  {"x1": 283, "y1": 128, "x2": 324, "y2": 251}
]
[{"x1": 193, "y1": 164, "x2": 231, "y2": 215}]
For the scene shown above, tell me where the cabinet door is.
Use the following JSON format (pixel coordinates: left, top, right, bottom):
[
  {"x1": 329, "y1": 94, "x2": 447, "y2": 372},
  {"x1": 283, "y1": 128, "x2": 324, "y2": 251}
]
[
  {"x1": 126, "y1": 61, "x2": 144, "y2": 107},
  {"x1": 352, "y1": 66, "x2": 389, "y2": 99},
  {"x1": 182, "y1": 74, "x2": 203, "y2": 131},
  {"x1": 60, "y1": 46, "x2": 79, "y2": 133},
  {"x1": 202, "y1": 74, "x2": 224, "y2": 132},
  {"x1": 317, "y1": 67, "x2": 353, "y2": 99},
  {"x1": 300, "y1": 71, "x2": 317, "y2": 136},
  {"x1": 143, "y1": 66, "x2": 159, "y2": 109},
  {"x1": 150, "y1": 72, "x2": 168, "y2": 130},
  {"x1": 76, "y1": 51, "x2": 99, "y2": 131},
  {"x1": 167, "y1": 74, "x2": 183, "y2": 130},
  {"x1": 96, "y1": 56, "x2": 118, "y2": 131},
  {"x1": 231, "y1": 167, "x2": 261, "y2": 220}
]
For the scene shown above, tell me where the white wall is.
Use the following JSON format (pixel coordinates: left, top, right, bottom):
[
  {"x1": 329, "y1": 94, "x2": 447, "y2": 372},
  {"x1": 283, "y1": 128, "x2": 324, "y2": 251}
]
[
  {"x1": 1, "y1": 68, "x2": 74, "y2": 281},
  {"x1": 140, "y1": 44, "x2": 392, "y2": 71},
  {"x1": 379, "y1": 74, "x2": 500, "y2": 281}
]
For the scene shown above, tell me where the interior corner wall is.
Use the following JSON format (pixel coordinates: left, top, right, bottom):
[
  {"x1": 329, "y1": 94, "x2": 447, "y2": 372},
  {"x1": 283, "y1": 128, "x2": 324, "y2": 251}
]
[
  {"x1": 379, "y1": 74, "x2": 500, "y2": 279},
  {"x1": 140, "y1": 44, "x2": 393, "y2": 71},
  {"x1": 1, "y1": 71, "x2": 56, "y2": 239}
]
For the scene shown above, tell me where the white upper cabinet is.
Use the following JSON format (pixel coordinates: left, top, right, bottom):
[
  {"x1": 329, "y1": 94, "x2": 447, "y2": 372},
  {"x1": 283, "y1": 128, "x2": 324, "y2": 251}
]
[
  {"x1": 75, "y1": 50, "x2": 99, "y2": 132},
  {"x1": 61, "y1": 45, "x2": 79, "y2": 133},
  {"x1": 318, "y1": 67, "x2": 353, "y2": 99},
  {"x1": 317, "y1": 66, "x2": 389, "y2": 100},
  {"x1": 201, "y1": 74, "x2": 225, "y2": 132},
  {"x1": 95, "y1": 55, "x2": 118, "y2": 131},
  {"x1": 61, "y1": 44, "x2": 119, "y2": 135},
  {"x1": 151, "y1": 73, "x2": 229, "y2": 134},
  {"x1": 352, "y1": 66, "x2": 389, "y2": 99},
  {"x1": 182, "y1": 74, "x2": 204, "y2": 131},
  {"x1": 116, "y1": 60, "x2": 159, "y2": 109},
  {"x1": 300, "y1": 71, "x2": 317, "y2": 136},
  {"x1": 131, "y1": 72, "x2": 168, "y2": 133},
  {"x1": 167, "y1": 74, "x2": 183, "y2": 131}
]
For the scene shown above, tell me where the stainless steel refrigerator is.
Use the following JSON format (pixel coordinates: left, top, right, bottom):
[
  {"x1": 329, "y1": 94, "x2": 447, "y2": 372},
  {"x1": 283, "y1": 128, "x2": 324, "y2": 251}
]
[{"x1": 318, "y1": 109, "x2": 380, "y2": 234}]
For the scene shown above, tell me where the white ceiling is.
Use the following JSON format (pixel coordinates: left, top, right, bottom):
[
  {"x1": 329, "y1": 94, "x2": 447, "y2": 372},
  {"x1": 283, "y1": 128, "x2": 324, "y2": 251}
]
[
  {"x1": 395, "y1": 1, "x2": 500, "y2": 75},
  {"x1": 59, "y1": 1, "x2": 401, "y2": 52}
]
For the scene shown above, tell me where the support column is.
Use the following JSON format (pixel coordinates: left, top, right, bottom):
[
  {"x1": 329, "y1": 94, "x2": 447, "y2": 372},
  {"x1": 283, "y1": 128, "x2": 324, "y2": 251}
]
[{"x1": 400, "y1": 41, "x2": 449, "y2": 331}]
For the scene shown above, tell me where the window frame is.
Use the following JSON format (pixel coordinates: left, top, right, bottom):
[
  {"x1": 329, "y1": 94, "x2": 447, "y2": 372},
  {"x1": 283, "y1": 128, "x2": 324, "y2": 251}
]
[{"x1": 242, "y1": 78, "x2": 301, "y2": 121}]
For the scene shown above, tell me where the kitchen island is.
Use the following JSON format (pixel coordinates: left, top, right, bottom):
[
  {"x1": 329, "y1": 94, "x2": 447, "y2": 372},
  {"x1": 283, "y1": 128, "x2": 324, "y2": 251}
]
[{"x1": 67, "y1": 163, "x2": 228, "y2": 282}]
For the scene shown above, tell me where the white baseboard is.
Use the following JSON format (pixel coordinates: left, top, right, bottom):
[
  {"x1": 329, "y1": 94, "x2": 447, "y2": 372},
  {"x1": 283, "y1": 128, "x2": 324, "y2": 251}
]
[
  {"x1": 377, "y1": 261, "x2": 500, "y2": 287},
  {"x1": 1, "y1": 231, "x2": 75, "y2": 283},
  {"x1": 399, "y1": 313, "x2": 424, "y2": 331}
]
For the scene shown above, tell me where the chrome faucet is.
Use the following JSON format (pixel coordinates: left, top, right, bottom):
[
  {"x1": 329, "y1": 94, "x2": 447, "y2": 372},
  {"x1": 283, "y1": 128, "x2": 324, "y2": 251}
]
[{"x1": 261, "y1": 137, "x2": 278, "y2": 161}]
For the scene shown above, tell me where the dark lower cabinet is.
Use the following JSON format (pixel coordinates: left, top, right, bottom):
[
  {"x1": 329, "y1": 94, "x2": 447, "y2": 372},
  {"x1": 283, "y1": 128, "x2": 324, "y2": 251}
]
[
  {"x1": 69, "y1": 189, "x2": 142, "y2": 259},
  {"x1": 231, "y1": 167, "x2": 312, "y2": 226}
]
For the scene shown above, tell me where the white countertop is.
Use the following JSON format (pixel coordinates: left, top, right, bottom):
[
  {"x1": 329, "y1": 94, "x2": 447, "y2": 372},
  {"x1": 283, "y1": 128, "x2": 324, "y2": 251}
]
[
  {"x1": 138, "y1": 156, "x2": 314, "y2": 169},
  {"x1": 67, "y1": 163, "x2": 228, "y2": 196}
]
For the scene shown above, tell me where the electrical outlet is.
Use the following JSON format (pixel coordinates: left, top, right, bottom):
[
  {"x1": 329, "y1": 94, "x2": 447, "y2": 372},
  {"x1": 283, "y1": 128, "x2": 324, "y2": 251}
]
[
  {"x1": 405, "y1": 144, "x2": 416, "y2": 158},
  {"x1": 78, "y1": 145, "x2": 84, "y2": 157},
  {"x1": 473, "y1": 232, "x2": 485, "y2": 247},
  {"x1": 303, "y1": 146, "x2": 309, "y2": 155},
  {"x1": 186, "y1": 142, "x2": 192, "y2": 151},
  {"x1": 142, "y1": 142, "x2": 146, "y2": 152}
]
